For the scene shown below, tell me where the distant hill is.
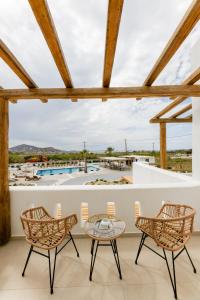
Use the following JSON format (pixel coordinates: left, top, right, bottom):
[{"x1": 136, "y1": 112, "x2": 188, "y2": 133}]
[{"x1": 9, "y1": 144, "x2": 67, "y2": 154}]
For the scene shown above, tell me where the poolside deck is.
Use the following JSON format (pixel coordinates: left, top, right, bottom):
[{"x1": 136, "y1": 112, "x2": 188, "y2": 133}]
[{"x1": 36, "y1": 168, "x2": 132, "y2": 186}]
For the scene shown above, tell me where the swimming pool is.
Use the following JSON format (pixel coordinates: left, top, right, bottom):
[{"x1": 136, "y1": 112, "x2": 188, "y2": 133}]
[{"x1": 36, "y1": 165, "x2": 99, "y2": 176}]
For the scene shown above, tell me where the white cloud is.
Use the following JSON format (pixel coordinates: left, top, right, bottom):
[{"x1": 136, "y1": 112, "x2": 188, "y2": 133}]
[{"x1": 0, "y1": 0, "x2": 196, "y2": 151}]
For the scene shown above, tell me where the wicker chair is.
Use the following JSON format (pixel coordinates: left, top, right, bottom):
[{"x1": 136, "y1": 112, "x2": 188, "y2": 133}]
[
  {"x1": 135, "y1": 203, "x2": 196, "y2": 299},
  {"x1": 20, "y1": 207, "x2": 79, "y2": 294}
]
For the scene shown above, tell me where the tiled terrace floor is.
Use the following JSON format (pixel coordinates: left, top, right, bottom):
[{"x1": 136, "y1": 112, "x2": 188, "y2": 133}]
[{"x1": 1, "y1": 236, "x2": 200, "y2": 300}]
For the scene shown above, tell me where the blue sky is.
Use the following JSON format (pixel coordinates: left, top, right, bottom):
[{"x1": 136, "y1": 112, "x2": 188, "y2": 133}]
[{"x1": 0, "y1": 0, "x2": 199, "y2": 151}]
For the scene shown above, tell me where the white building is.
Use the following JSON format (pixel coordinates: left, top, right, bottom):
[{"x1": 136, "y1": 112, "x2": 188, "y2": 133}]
[{"x1": 122, "y1": 155, "x2": 155, "y2": 165}]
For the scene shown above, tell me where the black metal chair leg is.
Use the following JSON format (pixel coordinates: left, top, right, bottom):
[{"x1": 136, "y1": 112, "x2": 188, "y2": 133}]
[
  {"x1": 135, "y1": 232, "x2": 146, "y2": 264},
  {"x1": 22, "y1": 245, "x2": 33, "y2": 276},
  {"x1": 163, "y1": 249, "x2": 177, "y2": 299},
  {"x1": 51, "y1": 247, "x2": 57, "y2": 294},
  {"x1": 48, "y1": 250, "x2": 52, "y2": 294},
  {"x1": 184, "y1": 246, "x2": 197, "y2": 273},
  {"x1": 69, "y1": 231, "x2": 79, "y2": 257},
  {"x1": 172, "y1": 252, "x2": 177, "y2": 299}
]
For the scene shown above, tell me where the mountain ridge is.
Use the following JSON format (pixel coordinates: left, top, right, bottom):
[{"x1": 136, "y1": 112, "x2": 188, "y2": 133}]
[{"x1": 9, "y1": 144, "x2": 68, "y2": 154}]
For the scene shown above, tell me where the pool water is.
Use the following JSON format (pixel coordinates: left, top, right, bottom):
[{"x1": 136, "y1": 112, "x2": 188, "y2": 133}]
[{"x1": 36, "y1": 165, "x2": 99, "y2": 176}]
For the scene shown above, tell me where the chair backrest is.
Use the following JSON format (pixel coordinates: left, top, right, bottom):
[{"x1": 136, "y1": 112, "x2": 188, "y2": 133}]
[
  {"x1": 21, "y1": 207, "x2": 78, "y2": 241},
  {"x1": 21, "y1": 207, "x2": 63, "y2": 240},
  {"x1": 154, "y1": 204, "x2": 195, "y2": 251},
  {"x1": 21, "y1": 206, "x2": 51, "y2": 221}
]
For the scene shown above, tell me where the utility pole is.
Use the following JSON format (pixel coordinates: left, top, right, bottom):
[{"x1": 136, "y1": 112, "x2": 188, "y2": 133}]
[
  {"x1": 152, "y1": 142, "x2": 155, "y2": 153},
  {"x1": 83, "y1": 141, "x2": 87, "y2": 173},
  {"x1": 124, "y1": 139, "x2": 128, "y2": 153}
]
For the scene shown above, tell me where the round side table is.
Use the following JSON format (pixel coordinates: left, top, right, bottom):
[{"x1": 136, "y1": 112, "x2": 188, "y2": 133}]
[{"x1": 84, "y1": 214, "x2": 126, "y2": 281}]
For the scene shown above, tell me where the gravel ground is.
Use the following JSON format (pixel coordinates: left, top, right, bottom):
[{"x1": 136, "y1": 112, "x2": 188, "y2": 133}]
[{"x1": 61, "y1": 169, "x2": 132, "y2": 185}]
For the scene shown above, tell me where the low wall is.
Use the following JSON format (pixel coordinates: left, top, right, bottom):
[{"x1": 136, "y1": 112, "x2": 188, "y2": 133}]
[
  {"x1": 133, "y1": 162, "x2": 193, "y2": 184},
  {"x1": 10, "y1": 163, "x2": 200, "y2": 237}
]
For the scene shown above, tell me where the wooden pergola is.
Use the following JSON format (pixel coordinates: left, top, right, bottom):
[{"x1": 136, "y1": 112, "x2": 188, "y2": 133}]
[
  {"x1": 149, "y1": 65, "x2": 200, "y2": 169},
  {"x1": 0, "y1": 0, "x2": 200, "y2": 244}
]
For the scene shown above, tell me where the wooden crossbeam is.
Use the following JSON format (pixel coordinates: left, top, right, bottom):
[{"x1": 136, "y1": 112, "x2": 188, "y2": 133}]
[
  {"x1": 29, "y1": 0, "x2": 76, "y2": 103},
  {"x1": 186, "y1": 113, "x2": 192, "y2": 119},
  {"x1": 0, "y1": 85, "x2": 200, "y2": 100},
  {"x1": 150, "y1": 117, "x2": 192, "y2": 123},
  {"x1": 151, "y1": 95, "x2": 187, "y2": 120},
  {"x1": 103, "y1": 0, "x2": 124, "y2": 94},
  {"x1": 141, "y1": 0, "x2": 200, "y2": 88},
  {"x1": 0, "y1": 86, "x2": 17, "y2": 104},
  {"x1": 169, "y1": 103, "x2": 192, "y2": 118},
  {"x1": 0, "y1": 39, "x2": 47, "y2": 103},
  {"x1": 171, "y1": 67, "x2": 200, "y2": 100}
]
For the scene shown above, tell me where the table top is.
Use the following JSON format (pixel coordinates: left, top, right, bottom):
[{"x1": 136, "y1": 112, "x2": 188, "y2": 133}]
[{"x1": 84, "y1": 214, "x2": 126, "y2": 241}]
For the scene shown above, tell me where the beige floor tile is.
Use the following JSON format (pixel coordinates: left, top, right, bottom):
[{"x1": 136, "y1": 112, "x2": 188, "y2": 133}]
[
  {"x1": 0, "y1": 236, "x2": 200, "y2": 300},
  {"x1": 0, "y1": 286, "x2": 103, "y2": 300},
  {"x1": 101, "y1": 285, "x2": 125, "y2": 300}
]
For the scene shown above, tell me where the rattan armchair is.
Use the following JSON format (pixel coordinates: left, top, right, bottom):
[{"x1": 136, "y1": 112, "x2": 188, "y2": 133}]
[
  {"x1": 21, "y1": 206, "x2": 79, "y2": 294},
  {"x1": 135, "y1": 203, "x2": 196, "y2": 299}
]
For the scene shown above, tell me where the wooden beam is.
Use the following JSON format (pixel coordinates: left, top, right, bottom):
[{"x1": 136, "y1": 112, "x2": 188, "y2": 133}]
[
  {"x1": 169, "y1": 103, "x2": 192, "y2": 118},
  {"x1": 151, "y1": 117, "x2": 192, "y2": 123},
  {"x1": 171, "y1": 67, "x2": 200, "y2": 100},
  {"x1": 0, "y1": 85, "x2": 200, "y2": 100},
  {"x1": 151, "y1": 95, "x2": 187, "y2": 120},
  {"x1": 103, "y1": 0, "x2": 124, "y2": 87},
  {"x1": 28, "y1": 0, "x2": 73, "y2": 89},
  {"x1": 0, "y1": 86, "x2": 17, "y2": 104},
  {"x1": 143, "y1": 0, "x2": 200, "y2": 87},
  {"x1": 0, "y1": 39, "x2": 37, "y2": 88},
  {"x1": 0, "y1": 98, "x2": 10, "y2": 244},
  {"x1": 102, "y1": 0, "x2": 123, "y2": 102},
  {"x1": 0, "y1": 39, "x2": 47, "y2": 103},
  {"x1": 160, "y1": 123, "x2": 167, "y2": 169},
  {"x1": 185, "y1": 113, "x2": 192, "y2": 119}
]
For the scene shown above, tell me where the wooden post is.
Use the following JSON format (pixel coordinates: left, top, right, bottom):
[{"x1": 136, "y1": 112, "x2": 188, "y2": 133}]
[
  {"x1": 0, "y1": 98, "x2": 10, "y2": 244},
  {"x1": 160, "y1": 123, "x2": 167, "y2": 169}
]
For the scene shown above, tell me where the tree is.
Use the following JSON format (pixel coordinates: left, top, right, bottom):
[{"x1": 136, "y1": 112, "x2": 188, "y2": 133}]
[
  {"x1": 80, "y1": 150, "x2": 88, "y2": 173},
  {"x1": 105, "y1": 147, "x2": 114, "y2": 156}
]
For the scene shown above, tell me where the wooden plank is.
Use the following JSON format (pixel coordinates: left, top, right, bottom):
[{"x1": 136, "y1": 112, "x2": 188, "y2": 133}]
[
  {"x1": 0, "y1": 98, "x2": 10, "y2": 244},
  {"x1": 103, "y1": 0, "x2": 124, "y2": 87},
  {"x1": 0, "y1": 39, "x2": 37, "y2": 88},
  {"x1": 0, "y1": 39, "x2": 47, "y2": 103},
  {"x1": 171, "y1": 67, "x2": 200, "y2": 100},
  {"x1": 28, "y1": 0, "x2": 74, "y2": 89},
  {"x1": 151, "y1": 95, "x2": 187, "y2": 120},
  {"x1": 169, "y1": 103, "x2": 192, "y2": 118},
  {"x1": 143, "y1": 0, "x2": 200, "y2": 87},
  {"x1": 1, "y1": 87, "x2": 18, "y2": 104},
  {"x1": 151, "y1": 117, "x2": 192, "y2": 123},
  {"x1": 0, "y1": 86, "x2": 17, "y2": 104},
  {"x1": 185, "y1": 113, "x2": 192, "y2": 119},
  {"x1": 102, "y1": 0, "x2": 123, "y2": 102},
  {"x1": 0, "y1": 85, "x2": 200, "y2": 100},
  {"x1": 160, "y1": 123, "x2": 167, "y2": 169}
]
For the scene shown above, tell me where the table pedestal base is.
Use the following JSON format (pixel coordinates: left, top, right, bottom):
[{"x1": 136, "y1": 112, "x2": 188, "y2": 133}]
[{"x1": 89, "y1": 239, "x2": 122, "y2": 281}]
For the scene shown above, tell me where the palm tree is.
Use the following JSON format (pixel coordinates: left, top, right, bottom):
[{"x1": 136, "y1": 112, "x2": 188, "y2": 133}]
[
  {"x1": 80, "y1": 150, "x2": 88, "y2": 173},
  {"x1": 105, "y1": 147, "x2": 114, "y2": 156}
]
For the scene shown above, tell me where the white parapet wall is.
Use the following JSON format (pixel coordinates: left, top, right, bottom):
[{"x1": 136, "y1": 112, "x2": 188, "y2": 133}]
[
  {"x1": 10, "y1": 163, "x2": 200, "y2": 237},
  {"x1": 132, "y1": 162, "x2": 192, "y2": 184}
]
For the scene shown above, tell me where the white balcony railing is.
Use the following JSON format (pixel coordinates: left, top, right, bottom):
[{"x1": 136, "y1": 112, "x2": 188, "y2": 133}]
[{"x1": 10, "y1": 163, "x2": 200, "y2": 237}]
